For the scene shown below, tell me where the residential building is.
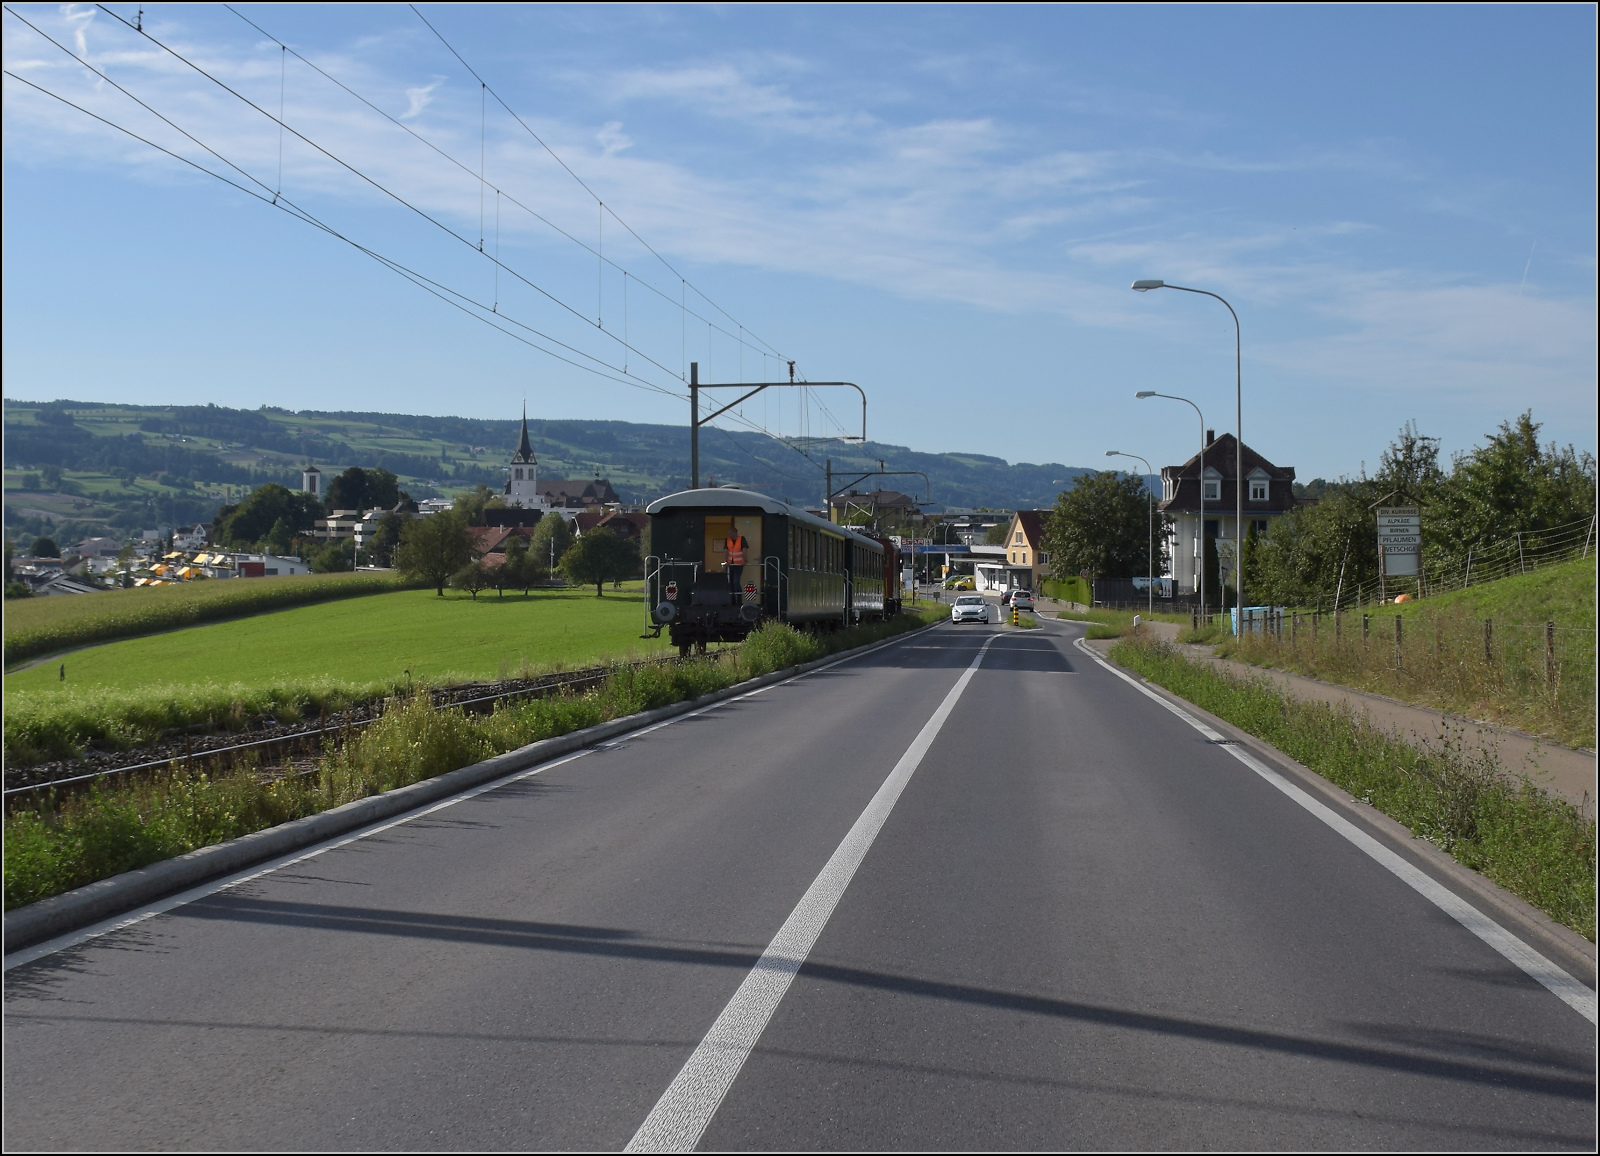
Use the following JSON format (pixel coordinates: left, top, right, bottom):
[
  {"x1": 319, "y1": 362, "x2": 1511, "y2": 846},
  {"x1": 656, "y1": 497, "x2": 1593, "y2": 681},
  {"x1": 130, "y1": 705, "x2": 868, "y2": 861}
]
[
  {"x1": 538, "y1": 477, "x2": 620, "y2": 509},
  {"x1": 417, "y1": 498, "x2": 454, "y2": 517},
  {"x1": 1157, "y1": 432, "x2": 1297, "y2": 597},
  {"x1": 572, "y1": 509, "x2": 646, "y2": 540},
  {"x1": 312, "y1": 510, "x2": 361, "y2": 541},
  {"x1": 174, "y1": 523, "x2": 210, "y2": 549},
  {"x1": 973, "y1": 510, "x2": 1049, "y2": 592},
  {"x1": 467, "y1": 525, "x2": 533, "y2": 570}
]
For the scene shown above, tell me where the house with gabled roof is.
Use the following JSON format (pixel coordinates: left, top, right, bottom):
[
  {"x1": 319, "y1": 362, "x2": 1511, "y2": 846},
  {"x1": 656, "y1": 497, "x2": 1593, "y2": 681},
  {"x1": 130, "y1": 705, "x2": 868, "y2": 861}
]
[{"x1": 1157, "y1": 432, "x2": 1297, "y2": 599}]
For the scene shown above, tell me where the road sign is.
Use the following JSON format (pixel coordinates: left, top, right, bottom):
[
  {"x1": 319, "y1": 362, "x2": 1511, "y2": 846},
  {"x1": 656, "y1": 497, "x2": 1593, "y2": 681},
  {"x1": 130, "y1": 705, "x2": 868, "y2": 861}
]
[{"x1": 1376, "y1": 506, "x2": 1421, "y2": 578}]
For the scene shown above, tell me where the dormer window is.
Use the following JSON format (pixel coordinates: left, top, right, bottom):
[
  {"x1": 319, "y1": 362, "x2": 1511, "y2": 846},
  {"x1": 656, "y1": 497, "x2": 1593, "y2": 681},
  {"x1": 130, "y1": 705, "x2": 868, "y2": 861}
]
[
  {"x1": 1202, "y1": 468, "x2": 1222, "y2": 502},
  {"x1": 1248, "y1": 468, "x2": 1270, "y2": 502}
]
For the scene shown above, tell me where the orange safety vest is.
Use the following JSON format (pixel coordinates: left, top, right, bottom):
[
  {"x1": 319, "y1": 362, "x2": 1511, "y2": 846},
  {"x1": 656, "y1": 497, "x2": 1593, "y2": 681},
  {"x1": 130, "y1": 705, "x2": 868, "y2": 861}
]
[{"x1": 725, "y1": 534, "x2": 747, "y2": 565}]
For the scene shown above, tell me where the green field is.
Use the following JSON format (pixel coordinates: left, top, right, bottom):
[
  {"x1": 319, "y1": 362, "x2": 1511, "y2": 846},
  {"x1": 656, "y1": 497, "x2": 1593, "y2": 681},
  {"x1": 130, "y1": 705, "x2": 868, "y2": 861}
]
[
  {"x1": 4, "y1": 571, "x2": 422, "y2": 667},
  {"x1": 6, "y1": 584, "x2": 668, "y2": 695}
]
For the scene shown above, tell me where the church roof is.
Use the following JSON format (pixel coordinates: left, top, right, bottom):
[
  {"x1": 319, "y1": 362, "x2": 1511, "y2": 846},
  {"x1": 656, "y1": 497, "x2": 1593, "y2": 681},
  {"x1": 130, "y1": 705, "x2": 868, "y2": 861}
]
[{"x1": 512, "y1": 404, "x2": 536, "y2": 464}]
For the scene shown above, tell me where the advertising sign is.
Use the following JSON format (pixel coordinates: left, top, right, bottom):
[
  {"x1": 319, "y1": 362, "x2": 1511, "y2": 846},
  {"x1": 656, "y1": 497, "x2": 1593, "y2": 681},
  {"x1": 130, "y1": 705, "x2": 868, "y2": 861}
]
[{"x1": 1376, "y1": 505, "x2": 1421, "y2": 578}]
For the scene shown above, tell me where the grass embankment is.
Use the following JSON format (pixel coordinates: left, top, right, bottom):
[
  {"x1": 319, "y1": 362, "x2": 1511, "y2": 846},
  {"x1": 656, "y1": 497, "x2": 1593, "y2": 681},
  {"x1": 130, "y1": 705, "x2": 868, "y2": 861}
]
[
  {"x1": 1052, "y1": 605, "x2": 1187, "y2": 641},
  {"x1": 4, "y1": 571, "x2": 423, "y2": 668},
  {"x1": 3, "y1": 607, "x2": 945, "y2": 910},
  {"x1": 1110, "y1": 636, "x2": 1596, "y2": 940},
  {"x1": 4, "y1": 585, "x2": 672, "y2": 764},
  {"x1": 1216, "y1": 558, "x2": 1596, "y2": 748}
]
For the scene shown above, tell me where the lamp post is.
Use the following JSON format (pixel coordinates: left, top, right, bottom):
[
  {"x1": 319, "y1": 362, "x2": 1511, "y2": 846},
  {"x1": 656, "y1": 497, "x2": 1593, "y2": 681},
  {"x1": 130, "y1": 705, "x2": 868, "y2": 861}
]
[
  {"x1": 1136, "y1": 391, "x2": 1205, "y2": 618},
  {"x1": 1106, "y1": 450, "x2": 1154, "y2": 617},
  {"x1": 1132, "y1": 280, "x2": 1243, "y2": 624}
]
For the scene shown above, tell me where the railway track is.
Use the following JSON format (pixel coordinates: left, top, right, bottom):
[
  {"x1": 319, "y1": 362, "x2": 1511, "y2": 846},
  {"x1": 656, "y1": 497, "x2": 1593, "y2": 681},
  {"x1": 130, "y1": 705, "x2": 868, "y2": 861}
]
[{"x1": 3, "y1": 657, "x2": 705, "y2": 799}]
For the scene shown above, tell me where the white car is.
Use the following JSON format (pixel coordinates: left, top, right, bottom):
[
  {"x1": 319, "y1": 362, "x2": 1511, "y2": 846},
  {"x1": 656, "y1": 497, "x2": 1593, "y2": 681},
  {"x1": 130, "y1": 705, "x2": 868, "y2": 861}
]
[{"x1": 950, "y1": 595, "x2": 990, "y2": 624}]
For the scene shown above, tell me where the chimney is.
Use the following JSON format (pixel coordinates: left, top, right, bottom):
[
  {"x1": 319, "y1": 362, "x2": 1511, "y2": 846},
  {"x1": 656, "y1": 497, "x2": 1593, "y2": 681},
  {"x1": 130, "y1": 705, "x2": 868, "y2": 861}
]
[{"x1": 1205, "y1": 429, "x2": 1215, "y2": 446}]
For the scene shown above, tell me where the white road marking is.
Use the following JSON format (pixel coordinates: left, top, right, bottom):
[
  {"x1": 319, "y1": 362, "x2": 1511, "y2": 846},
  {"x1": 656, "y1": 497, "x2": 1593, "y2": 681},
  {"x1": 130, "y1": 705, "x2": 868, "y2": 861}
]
[
  {"x1": 5, "y1": 626, "x2": 952, "y2": 972},
  {"x1": 625, "y1": 636, "x2": 1001, "y2": 1153},
  {"x1": 1070, "y1": 633, "x2": 1598, "y2": 1025}
]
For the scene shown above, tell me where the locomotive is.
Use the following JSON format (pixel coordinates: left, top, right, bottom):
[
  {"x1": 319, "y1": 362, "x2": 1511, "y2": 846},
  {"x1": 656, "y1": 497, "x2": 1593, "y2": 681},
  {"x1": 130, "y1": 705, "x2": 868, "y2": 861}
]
[{"x1": 644, "y1": 486, "x2": 900, "y2": 655}]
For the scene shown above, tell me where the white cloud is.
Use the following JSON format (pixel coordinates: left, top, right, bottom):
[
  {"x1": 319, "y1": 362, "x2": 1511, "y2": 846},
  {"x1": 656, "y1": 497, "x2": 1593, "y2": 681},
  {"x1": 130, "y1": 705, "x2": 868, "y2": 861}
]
[{"x1": 400, "y1": 81, "x2": 439, "y2": 120}]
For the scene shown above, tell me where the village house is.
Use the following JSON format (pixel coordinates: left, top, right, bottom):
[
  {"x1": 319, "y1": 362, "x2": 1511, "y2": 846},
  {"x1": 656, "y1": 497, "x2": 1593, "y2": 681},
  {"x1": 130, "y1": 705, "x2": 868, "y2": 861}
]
[
  {"x1": 974, "y1": 510, "x2": 1049, "y2": 592},
  {"x1": 1157, "y1": 432, "x2": 1298, "y2": 599}
]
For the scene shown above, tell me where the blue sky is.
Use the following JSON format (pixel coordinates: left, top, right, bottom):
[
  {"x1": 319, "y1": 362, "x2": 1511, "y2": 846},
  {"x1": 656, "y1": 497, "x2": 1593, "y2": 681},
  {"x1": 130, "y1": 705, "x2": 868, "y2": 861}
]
[{"x1": 3, "y1": 4, "x2": 1594, "y2": 482}]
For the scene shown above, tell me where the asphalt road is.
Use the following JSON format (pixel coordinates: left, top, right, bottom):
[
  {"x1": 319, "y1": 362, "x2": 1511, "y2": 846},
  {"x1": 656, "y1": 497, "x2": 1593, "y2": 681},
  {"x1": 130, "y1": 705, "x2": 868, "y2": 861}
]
[{"x1": 5, "y1": 619, "x2": 1594, "y2": 1150}]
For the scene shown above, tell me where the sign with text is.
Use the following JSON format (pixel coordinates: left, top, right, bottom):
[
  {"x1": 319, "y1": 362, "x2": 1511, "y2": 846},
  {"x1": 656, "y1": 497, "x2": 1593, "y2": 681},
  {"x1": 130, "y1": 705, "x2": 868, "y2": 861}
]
[{"x1": 1376, "y1": 505, "x2": 1421, "y2": 577}]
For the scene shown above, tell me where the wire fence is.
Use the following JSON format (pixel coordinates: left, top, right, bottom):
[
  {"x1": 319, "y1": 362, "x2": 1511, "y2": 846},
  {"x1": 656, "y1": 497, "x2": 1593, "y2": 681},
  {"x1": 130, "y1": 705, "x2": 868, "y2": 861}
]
[
  {"x1": 1334, "y1": 514, "x2": 1597, "y2": 611},
  {"x1": 1224, "y1": 607, "x2": 1596, "y2": 750}
]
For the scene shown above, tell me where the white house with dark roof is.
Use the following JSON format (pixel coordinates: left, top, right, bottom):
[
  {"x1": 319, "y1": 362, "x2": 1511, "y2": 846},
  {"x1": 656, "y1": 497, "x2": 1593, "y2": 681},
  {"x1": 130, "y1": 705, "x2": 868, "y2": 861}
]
[{"x1": 1158, "y1": 432, "x2": 1298, "y2": 597}]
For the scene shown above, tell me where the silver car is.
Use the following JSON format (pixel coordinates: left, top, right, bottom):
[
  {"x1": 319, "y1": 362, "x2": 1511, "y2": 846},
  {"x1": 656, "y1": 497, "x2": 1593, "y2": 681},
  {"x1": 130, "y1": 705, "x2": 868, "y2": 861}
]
[
  {"x1": 951, "y1": 595, "x2": 990, "y2": 624},
  {"x1": 1009, "y1": 590, "x2": 1036, "y2": 612}
]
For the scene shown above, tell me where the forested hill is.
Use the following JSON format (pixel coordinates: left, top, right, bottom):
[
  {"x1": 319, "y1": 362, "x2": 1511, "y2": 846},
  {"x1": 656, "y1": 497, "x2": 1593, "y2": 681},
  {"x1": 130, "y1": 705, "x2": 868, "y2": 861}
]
[{"x1": 3, "y1": 399, "x2": 1092, "y2": 542}]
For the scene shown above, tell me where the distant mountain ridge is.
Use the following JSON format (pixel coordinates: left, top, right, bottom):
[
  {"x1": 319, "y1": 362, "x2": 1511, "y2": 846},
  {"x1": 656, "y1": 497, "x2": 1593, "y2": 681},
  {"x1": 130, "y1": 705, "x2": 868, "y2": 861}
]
[{"x1": 4, "y1": 399, "x2": 1097, "y2": 515}]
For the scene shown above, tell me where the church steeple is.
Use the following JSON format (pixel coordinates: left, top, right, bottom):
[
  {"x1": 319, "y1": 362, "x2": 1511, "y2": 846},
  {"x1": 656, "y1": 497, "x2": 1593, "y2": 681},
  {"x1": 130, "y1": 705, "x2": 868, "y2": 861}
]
[
  {"x1": 512, "y1": 402, "x2": 536, "y2": 465},
  {"x1": 505, "y1": 401, "x2": 548, "y2": 512}
]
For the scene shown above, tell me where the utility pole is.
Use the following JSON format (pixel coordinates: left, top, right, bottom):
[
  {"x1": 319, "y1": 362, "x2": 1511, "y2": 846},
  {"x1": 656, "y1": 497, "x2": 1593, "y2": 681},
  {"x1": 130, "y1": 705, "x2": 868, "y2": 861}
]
[
  {"x1": 689, "y1": 362, "x2": 700, "y2": 489},
  {"x1": 825, "y1": 459, "x2": 832, "y2": 521}
]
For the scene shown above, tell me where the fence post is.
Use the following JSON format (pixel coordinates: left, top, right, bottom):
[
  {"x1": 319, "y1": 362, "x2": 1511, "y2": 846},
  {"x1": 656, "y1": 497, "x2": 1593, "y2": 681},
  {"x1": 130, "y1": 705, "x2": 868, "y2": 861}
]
[
  {"x1": 1395, "y1": 615, "x2": 1403, "y2": 668},
  {"x1": 1546, "y1": 621, "x2": 1556, "y2": 690},
  {"x1": 1335, "y1": 610, "x2": 1341, "y2": 643},
  {"x1": 1291, "y1": 611, "x2": 1298, "y2": 646},
  {"x1": 1483, "y1": 618, "x2": 1492, "y2": 664},
  {"x1": 1362, "y1": 613, "x2": 1370, "y2": 645}
]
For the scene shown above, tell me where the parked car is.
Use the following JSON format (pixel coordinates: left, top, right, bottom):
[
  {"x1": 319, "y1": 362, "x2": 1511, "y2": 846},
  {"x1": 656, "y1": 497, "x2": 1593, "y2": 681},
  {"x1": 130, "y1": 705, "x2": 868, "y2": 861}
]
[
  {"x1": 950, "y1": 594, "x2": 990, "y2": 624},
  {"x1": 945, "y1": 575, "x2": 974, "y2": 590}
]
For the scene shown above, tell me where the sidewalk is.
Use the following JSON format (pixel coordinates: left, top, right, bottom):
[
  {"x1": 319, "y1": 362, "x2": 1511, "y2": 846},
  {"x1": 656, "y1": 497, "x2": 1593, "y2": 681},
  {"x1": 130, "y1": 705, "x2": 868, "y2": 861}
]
[{"x1": 1058, "y1": 612, "x2": 1595, "y2": 813}]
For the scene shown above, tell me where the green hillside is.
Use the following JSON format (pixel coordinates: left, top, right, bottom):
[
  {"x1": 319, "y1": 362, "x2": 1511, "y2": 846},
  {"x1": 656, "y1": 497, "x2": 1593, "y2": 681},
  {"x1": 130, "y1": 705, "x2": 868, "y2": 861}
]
[
  {"x1": 4, "y1": 398, "x2": 1094, "y2": 546},
  {"x1": 1390, "y1": 556, "x2": 1594, "y2": 628}
]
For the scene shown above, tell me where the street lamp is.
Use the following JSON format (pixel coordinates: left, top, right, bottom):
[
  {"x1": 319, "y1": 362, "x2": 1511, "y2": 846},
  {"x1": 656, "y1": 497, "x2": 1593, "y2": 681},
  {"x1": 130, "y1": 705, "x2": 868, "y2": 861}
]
[
  {"x1": 1132, "y1": 280, "x2": 1243, "y2": 625},
  {"x1": 1106, "y1": 450, "x2": 1154, "y2": 617},
  {"x1": 1136, "y1": 391, "x2": 1206, "y2": 618}
]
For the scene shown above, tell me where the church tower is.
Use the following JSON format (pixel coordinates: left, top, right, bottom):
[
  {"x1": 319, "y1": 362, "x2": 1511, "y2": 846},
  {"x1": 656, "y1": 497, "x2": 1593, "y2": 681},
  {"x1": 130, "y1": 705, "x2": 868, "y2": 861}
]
[{"x1": 505, "y1": 405, "x2": 549, "y2": 511}]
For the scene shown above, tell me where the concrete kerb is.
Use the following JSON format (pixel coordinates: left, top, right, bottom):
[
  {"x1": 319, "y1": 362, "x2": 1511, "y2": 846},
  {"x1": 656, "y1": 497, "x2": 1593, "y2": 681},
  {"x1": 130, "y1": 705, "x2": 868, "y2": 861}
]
[
  {"x1": 1071, "y1": 630, "x2": 1599, "y2": 989},
  {"x1": 3, "y1": 620, "x2": 943, "y2": 955}
]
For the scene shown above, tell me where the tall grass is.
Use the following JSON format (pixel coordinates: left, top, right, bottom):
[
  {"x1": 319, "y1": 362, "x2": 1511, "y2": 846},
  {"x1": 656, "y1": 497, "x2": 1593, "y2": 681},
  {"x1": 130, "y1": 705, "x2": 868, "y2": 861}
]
[
  {"x1": 4, "y1": 609, "x2": 943, "y2": 910},
  {"x1": 1111, "y1": 636, "x2": 1596, "y2": 939},
  {"x1": 1216, "y1": 605, "x2": 1596, "y2": 749},
  {"x1": 4, "y1": 571, "x2": 421, "y2": 667}
]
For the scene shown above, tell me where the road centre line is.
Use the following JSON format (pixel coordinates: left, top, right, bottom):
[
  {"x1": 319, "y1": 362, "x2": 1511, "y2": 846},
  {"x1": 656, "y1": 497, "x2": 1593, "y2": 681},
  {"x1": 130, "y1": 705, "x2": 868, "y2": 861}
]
[
  {"x1": 6, "y1": 625, "x2": 961, "y2": 972},
  {"x1": 625, "y1": 635, "x2": 1001, "y2": 1153},
  {"x1": 1068, "y1": 632, "x2": 1597, "y2": 1025}
]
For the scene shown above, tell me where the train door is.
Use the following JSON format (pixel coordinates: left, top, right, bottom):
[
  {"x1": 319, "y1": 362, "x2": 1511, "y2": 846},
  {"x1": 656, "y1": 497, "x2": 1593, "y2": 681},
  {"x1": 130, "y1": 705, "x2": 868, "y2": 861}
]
[{"x1": 704, "y1": 515, "x2": 762, "y2": 594}]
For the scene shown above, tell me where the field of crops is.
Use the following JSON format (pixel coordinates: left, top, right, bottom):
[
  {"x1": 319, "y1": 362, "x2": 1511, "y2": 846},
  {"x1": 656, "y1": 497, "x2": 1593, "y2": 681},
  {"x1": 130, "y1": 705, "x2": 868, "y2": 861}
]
[{"x1": 4, "y1": 571, "x2": 422, "y2": 667}]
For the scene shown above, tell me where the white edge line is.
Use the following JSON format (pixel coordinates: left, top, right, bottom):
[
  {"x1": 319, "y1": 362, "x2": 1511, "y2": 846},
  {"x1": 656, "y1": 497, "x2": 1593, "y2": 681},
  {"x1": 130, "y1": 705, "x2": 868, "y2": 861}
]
[
  {"x1": 4, "y1": 621, "x2": 951, "y2": 972},
  {"x1": 625, "y1": 636, "x2": 1001, "y2": 1153},
  {"x1": 1070, "y1": 633, "x2": 1597, "y2": 1025}
]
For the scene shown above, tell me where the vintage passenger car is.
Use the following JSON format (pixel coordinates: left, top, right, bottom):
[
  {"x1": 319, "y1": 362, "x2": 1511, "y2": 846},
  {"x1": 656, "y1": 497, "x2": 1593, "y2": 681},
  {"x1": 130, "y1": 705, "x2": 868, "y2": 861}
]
[{"x1": 645, "y1": 487, "x2": 897, "y2": 655}]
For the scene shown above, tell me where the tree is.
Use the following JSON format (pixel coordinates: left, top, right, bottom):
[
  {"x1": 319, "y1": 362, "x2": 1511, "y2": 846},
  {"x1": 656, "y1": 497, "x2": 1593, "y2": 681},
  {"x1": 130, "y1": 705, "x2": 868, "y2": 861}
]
[
  {"x1": 559, "y1": 528, "x2": 640, "y2": 596},
  {"x1": 326, "y1": 466, "x2": 401, "y2": 513},
  {"x1": 1041, "y1": 472, "x2": 1159, "y2": 581},
  {"x1": 31, "y1": 536, "x2": 60, "y2": 558},
  {"x1": 531, "y1": 512, "x2": 574, "y2": 573},
  {"x1": 310, "y1": 540, "x2": 353, "y2": 573},
  {"x1": 262, "y1": 517, "x2": 294, "y2": 556},
  {"x1": 450, "y1": 560, "x2": 492, "y2": 600},
  {"x1": 983, "y1": 521, "x2": 1010, "y2": 545},
  {"x1": 496, "y1": 534, "x2": 546, "y2": 596},
  {"x1": 358, "y1": 511, "x2": 408, "y2": 568},
  {"x1": 212, "y1": 483, "x2": 321, "y2": 547},
  {"x1": 394, "y1": 510, "x2": 472, "y2": 595},
  {"x1": 453, "y1": 483, "x2": 506, "y2": 527}
]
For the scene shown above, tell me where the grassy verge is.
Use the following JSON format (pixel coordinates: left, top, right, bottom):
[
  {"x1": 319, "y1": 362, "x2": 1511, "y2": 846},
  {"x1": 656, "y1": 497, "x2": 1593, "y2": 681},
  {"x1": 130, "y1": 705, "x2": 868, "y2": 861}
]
[
  {"x1": 1213, "y1": 604, "x2": 1595, "y2": 749},
  {"x1": 1109, "y1": 636, "x2": 1596, "y2": 940},
  {"x1": 4, "y1": 571, "x2": 423, "y2": 667},
  {"x1": 4, "y1": 607, "x2": 944, "y2": 910}
]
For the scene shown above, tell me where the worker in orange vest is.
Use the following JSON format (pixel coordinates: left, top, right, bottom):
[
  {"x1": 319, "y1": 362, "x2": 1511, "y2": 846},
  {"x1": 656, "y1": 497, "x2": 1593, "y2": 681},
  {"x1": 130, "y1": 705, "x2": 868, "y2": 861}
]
[{"x1": 725, "y1": 530, "x2": 748, "y2": 597}]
